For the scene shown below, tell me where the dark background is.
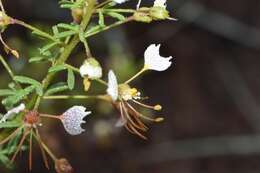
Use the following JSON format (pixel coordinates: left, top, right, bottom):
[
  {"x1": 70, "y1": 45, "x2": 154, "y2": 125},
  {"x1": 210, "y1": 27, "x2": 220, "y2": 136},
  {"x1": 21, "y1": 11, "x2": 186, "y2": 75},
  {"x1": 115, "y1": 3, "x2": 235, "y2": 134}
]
[{"x1": 1, "y1": 0, "x2": 260, "y2": 172}]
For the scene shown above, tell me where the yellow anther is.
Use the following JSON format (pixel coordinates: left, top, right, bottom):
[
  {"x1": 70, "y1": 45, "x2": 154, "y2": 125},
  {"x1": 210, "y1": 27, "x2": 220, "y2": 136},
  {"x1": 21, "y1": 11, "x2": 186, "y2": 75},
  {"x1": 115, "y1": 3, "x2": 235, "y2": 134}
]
[
  {"x1": 155, "y1": 117, "x2": 164, "y2": 122},
  {"x1": 154, "y1": 105, "x2": 162, "y2": 111},
  {"x1": 130, "y1": 88, "x2": 138, "y2": 96}
]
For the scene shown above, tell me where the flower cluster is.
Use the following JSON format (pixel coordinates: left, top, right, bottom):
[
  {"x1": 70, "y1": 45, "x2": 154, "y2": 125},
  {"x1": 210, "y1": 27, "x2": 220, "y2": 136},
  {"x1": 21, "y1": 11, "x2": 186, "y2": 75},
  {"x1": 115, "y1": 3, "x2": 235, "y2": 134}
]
[{"x1": 0, "y1": 0, "x2": 175, "y2": 171}]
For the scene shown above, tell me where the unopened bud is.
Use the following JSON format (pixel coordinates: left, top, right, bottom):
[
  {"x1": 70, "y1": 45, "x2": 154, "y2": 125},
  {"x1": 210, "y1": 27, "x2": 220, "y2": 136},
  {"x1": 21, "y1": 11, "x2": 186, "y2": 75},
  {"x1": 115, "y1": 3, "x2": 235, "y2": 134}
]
[
  {"x1": 133, "y1": 8, "x2": 152, "y2": 23},
  {"x1": 149, "y1": 6, "x2": 170, "y2": 20},
  {"x1": 80, "y1": 58, "x2": 102, "y2": 79},
  {"x1": 55, "y1": 158, "x2": 74, "y2": 173},
  {"x1": 71, "y1": 8, "x2": 83, "y2": 24}
]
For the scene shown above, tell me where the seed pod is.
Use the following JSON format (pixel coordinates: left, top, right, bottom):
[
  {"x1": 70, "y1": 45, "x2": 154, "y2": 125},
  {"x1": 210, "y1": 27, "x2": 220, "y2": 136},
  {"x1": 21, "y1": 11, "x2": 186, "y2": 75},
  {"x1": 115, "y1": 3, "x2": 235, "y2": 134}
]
[{"x1": 55, "y1": 158, "x2": 74, "y2": 173}]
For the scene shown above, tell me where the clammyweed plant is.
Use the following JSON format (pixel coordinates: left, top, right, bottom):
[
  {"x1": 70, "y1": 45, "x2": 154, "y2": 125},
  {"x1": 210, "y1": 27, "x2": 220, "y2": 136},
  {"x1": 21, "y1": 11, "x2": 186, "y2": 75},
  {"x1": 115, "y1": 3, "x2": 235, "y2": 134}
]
[{"x1": 0, "y1": 0, "x2": 175, "y2": 172}]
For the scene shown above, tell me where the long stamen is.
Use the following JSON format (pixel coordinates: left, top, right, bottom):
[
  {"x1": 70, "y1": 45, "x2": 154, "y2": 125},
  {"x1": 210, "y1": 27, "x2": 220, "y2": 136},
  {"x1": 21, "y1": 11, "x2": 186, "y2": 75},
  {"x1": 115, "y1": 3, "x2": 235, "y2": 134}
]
[
  {"x1": 127, "y1": 103, "x2": 164, "y2": 123},
  {"x1": 131, "y1": 99, "x2": 162, "y2": 111},
  {"x1": 0, "y1": 126, "x2": 23, "y2": 145},
  {"x1": 127, "y1": 123, "x2": 147, "y2": 140},
  {"x1": 35, "y1": 128, "x2": 50, "y2": 169},
  {"x1": 121, "y1": 101, "x2": 147, "y2": 131},
  {"x1": 11, "y1": 130, "x2": 30, "y2": 163},
  {"x1": 29, "y1": 130, "x2": 33, "y2": 171},
  {"x1": 123, "y1": 101, "x2": 148, "y2": 130},
  {"x1": 117, "y1": 102, "x2": 127, "y2": 127}
]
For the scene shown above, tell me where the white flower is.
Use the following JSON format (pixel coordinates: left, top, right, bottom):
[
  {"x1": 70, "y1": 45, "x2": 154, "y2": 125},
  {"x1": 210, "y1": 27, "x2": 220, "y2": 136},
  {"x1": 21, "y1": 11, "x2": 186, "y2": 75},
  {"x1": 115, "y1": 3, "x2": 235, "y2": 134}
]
[
  {"x1": 79, "y1": 58, "x2": 102, "y2": 79},
  {"x1": 61, "y1": 106, "x2": 91, "y2": 135},
  {"x1": 113, "y1": 0, "x2": 128, "y2": 4},
  {"x1": 153, "y1": 0, "x2": 167, "y2": 8},
  {"x1": 106, "y1": 70, "x2": 118, "y2": 101},
  {"x1": 0, "y1": 103, "x2": 25, "y2": 123},
  {"x1": 144, "y1": 44, "x2": 173, "y2": 71}
]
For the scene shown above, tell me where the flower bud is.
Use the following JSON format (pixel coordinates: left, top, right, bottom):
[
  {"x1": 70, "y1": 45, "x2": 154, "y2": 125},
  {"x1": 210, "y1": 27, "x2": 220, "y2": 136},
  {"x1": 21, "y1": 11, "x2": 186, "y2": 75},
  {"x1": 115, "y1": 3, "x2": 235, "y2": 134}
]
[
  {"x1": 149, "y1": 6, "x2": 170, "y2": 20},
  {"x1": 79, "y1": 58, "x2": 102, "y2": 79},
  {"x1": 71, "y1": 8, "x2": 83, "y2": 24},
  {"x1": 133, "y1": 8, "x2": 152, "y2": 23},
  {"x1": 55, "y1": 158, "x2": 74, "y2": 173}
]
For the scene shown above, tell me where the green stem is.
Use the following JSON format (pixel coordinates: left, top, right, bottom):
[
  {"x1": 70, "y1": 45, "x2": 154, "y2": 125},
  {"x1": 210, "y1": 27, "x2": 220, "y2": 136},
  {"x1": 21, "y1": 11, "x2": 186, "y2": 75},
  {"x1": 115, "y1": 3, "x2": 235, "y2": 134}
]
[
  {"x1": 13, "y1": 19, "x2": 59, "y2": 43},
  {"x1": 0, "y1": 55, "x2": 15, "y2": 80},
  {"x1": 33, "y1": 0, "x2": 96, "y2": 110},
  {"x1": 124, "y1": 67, "x2": 147, "y2": 84},
  {"x1": 64, "y1": 63, "x2": 80, "y2": 73},
  {"x1": 95, "y1": 0, "x2": 112, "y2": 9},
  {"x1": 85, "y1": 16, "x2": 134, "y2": 38},
  {"x1": 0, "y1": 55, "x2": 22, "y2": 88},
  {"x1": 99, "y1": 9, "x2": 136, "y2": 13}
]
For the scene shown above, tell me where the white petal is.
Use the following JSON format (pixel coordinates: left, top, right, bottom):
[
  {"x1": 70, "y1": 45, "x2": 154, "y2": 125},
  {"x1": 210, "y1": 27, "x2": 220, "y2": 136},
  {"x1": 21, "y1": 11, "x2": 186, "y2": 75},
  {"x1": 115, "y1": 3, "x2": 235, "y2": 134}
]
[
  {"x1": 136, "y1": 0, "x2": 142, "y2": 9},
  {"x1": 113, "y1": 0, "x2": 128, "y2": 4},
  {"x1": 79, "y1": 62, "x2": 102, "y2": 79},
  {"x1": 153, "y1": 0, "x2": 167, "y2": 8},
  {"x1": 144, "y1": 44, "x2": 173, "y2": 71},
  {"x1": 62, "y1": 106, "x2": 91, "y2": 135},
  {"x1": 0, "y1": 103, "x2": 25, "y2": 123},
  {"x1": 106, "y1": 70, "x2": 118, "y2": 101}
]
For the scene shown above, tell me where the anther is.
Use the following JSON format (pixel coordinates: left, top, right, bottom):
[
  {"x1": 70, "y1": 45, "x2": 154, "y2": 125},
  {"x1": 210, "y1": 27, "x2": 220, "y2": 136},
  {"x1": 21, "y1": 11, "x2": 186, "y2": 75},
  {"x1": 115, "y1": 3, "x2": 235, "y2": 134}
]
[
  {"x1": 155, "y1": 117, "x2": 164, "y2": 122},
  {"x1": 154, "y1": 104, "x2": 162, "y2": 111}
]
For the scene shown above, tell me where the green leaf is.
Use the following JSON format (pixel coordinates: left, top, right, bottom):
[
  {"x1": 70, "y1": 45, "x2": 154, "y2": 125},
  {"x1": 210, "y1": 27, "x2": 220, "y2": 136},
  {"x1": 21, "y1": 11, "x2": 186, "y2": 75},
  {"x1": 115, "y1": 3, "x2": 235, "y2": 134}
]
[
  {"x1": 0, "y1": 121, "x2": 21, "y2": 128},
  {"x1": 98, "y1": 10, "x2": 105, "y2": 27},
  {"x1": 45, "y1": 82, "x2": 69, "y2": 96},
  {"x1": 7, "y1": 128, "x2": 22, "y2": 154},
  {"x1": 48, "y1": 64, "x2": 67, "y2": 73},
  {"x1": 14, "y1": 76, "x2": 43, "y2": 96},
  {"x1": 85, "y1": 25, "x2": 102, "y2": 36},
  {"x1": 106, "y1": 12, "x2": 126, "y2": 21},
  {"x1": 57, "y1": 23, "x2": 80, "y2": 31},
  {"x1": 29, "y1": 56, "x2": 47, "y2": 63},
  {"x1": 67, "y1": 69, "x2": 75, "y2": 90},
  {"x1": 54, "y1": 30, "x2": 78, "y2": 39},
  {"x1": 39, "y1": 42, "x2": 60, "y2": 54},
  {"x1": 2, "y1": 85, "x2": 36, "y2": 107},
  {"x1": 0, "y1": 153, "x2": 12, "y2": 168},
  {"x1": 52, "y1": 25, "x2": 59, "y2": 36},
  {"x1": 0, "y1": 89, "x2": 14, "y2": 96}
]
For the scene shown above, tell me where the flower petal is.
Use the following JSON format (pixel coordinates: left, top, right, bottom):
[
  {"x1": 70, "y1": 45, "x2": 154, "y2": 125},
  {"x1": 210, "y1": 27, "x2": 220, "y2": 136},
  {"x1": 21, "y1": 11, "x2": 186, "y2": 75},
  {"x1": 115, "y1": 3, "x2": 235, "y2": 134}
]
[
  {"x1": 153, "y1": 0, "x2": 167, "y2": 8},
  {"x1": 113, "y1": 0, "x2": 128, "y2": 4},
  {"x1": 79, "y1": 60, "x2": 102, "y2": 79},
  {"x1": 144, "y1": 44, "x2": 173, "y2": 71},
  {"x1": 0, "y1": 103, "x2": 25, "y2": 123},
  {"x1": 61, "y1": 106, "x2": 91, "y2": 135},
  {"x1": 106, "y1": 70, "x2": 118, "y2": 101}
]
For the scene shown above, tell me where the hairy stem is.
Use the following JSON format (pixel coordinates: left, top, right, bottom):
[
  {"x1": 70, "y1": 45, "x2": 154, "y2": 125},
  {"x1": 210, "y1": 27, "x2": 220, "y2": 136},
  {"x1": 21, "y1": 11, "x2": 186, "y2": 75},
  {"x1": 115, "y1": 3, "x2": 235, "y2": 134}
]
[
  {"x1": 13, "y1": 19, "x2": 59, "y2": 43},
  {"x1": 33, "y1": 0, "x2": 97, "y2": 110},
  {"x1": 85, "y1": 16, "x2": 134, "y2": 38}
]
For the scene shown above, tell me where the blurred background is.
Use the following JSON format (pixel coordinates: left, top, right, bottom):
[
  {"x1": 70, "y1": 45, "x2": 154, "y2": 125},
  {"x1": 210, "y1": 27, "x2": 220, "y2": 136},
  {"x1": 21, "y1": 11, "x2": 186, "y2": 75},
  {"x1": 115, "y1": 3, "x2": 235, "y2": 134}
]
[{"x1": 1, "y1": 0, "x2": 260, "y2": 172}]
